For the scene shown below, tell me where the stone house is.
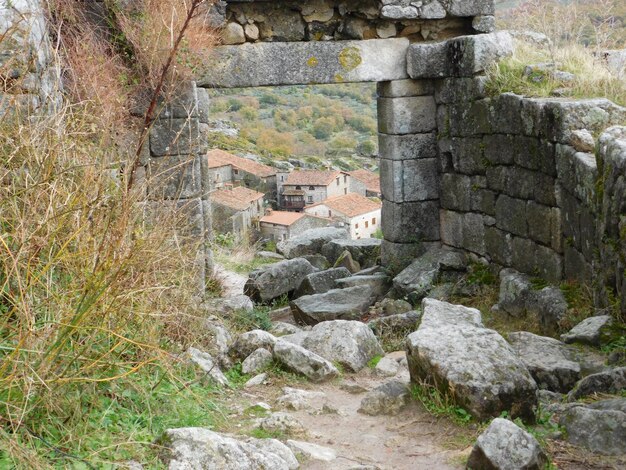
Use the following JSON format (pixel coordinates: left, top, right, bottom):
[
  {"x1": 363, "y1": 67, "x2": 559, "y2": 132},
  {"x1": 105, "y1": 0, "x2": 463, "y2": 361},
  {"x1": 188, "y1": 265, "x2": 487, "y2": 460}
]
[
  {"x1": 304, "y1": 193, "x2": 382, "y2": 239},
  {"x1": 349, "y1": 169, "x2": 381, "y2": 198},
  {"x1": 280, "y1": 169, "x2": 351, "y2": 211},
  {"x1": 207, "y1": 149, "x2": 278, "y2": 205},
  {"x1": 211, "y1": 186, "x2": 265, "y2": 239},
  {"x1": 259, "y1": 210, "x2": 332, "y2": 242}
]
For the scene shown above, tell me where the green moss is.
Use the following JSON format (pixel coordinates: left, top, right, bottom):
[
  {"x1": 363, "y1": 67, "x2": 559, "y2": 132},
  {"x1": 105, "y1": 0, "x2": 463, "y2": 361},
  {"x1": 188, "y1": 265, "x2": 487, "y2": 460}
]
[
  {"x1": 306, "y1": 56, "x2": 318, "y2": 68},
  {"x1": 338, "y1": 47, "x2": 362, "y2": 71}
]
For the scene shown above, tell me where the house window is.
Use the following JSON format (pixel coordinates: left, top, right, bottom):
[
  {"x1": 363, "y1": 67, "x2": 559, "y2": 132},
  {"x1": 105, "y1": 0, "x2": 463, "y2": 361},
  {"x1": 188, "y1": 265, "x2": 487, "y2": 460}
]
[
  {"x1": 343, "y1": 175, "x2": 347, "y2": 183},
  {"x1": 372, "y1": 217, "x2": 376, "y2": 225},
  {"x1": 328, "y1": 210, "x2": 332, "y2": 217},
  {"x1": 233, "y1": 169, "x2": 239, "y2": 175},
  {"x1": 365, "y1": 221, "x2": 369, "y2": 228},
  {"x1": 309, "y1": 185, "x2": 315, "y2": 190},
  {"x1": 336, "y1": 177, "x2": 339, "y2": 186},
  {"x1": 355, "y1": 223, "x2": 359, "y2": 229},
  {"x1": 307, "y1": 196, "x2": 313, "y2": 203},
  {"x1": 344, "y1": 188, "x2": 347, "y2": 195},
  {"x1": 296, "y1": 185, "x2": 301, "y2": 190},
  {"x1": 281, "y1": 175, "x2": 284, "y2": 181}
]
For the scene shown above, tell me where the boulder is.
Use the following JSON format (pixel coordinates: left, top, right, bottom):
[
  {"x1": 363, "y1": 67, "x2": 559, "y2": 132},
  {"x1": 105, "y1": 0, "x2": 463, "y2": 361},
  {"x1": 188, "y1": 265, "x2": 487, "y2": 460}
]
[
  {"x1": 467, "y1": 418, "x2": 548, "y2": 470},
  {"x1": 302, "y1": 320, "x2": 384, "y2": 372},
  {"x1": 270, "y1": 322, "x2": 301, "y2": 337},
  {"x1": 380, "y1": 298, "x2": 413, "y2": 316},
  {"x1": 293, "y1": 267, "x2": 351, "y2": 298},
  {"x1": 290, "y1": 286, "x2": 374, "y2": 325},
  {"x1": 358, "y1": 380, "x2": 411, "y2": 416},
  {"x1": 392, "y1": 247, "x2": 466, "y2": 303},
  {"x1": 334, "y1": 274, "x2": 391, "y2": 300},
  {"x1": 230, "y1": 330, "x2": 277, "y2": 361},
  {"x1": 368, "y1": 310, "x2": 422, "y2": 336},
  {"x1": 507, "y1": 332, "x2": 580, "y2": 393},
  {"x1": 561, "y1": 315, "x2": 616, "y2": 346},
  {"x1": 321, "y1": 238, "x2": 382, "y2": 268},
  {"x1": 187, "y1": 347, "x2": 229, "y2": 386},
  {"x1": 161, "y1": 428, "x2": 298, "y2": 469},
  {"x1": 244, "y1": 258, "x2": 316, "y2": 304},
  {"x1": 567, "y1": 367, "x2": 626, "y2": 401},
  {"x1": 242, "y1": 348, "x2": 273, "y2": 375},
  {"x1": 406, "y1": 299, "x2": 538, "y2": 422},
  {"x1": 276, "y1": 227, "x2": 348, "y2": 259},
  {"x1": 333, "y1": 250, "x2": 361, "y2": 273},
  {"x1": 301, "y1": 254, "x2": 330, "y2": 270},
  {"x1": 273, "y1": 339, "x2": 339, "y2": 382},
  {"x1": 259, "y1": 413, "x2": 306, "y2": 436},
  {"x1": 204, "y1": 317, "x2": 233, "y2": 359},
  {"x1": 560, "y1": 405, "x2": 626, "y2": 455}
]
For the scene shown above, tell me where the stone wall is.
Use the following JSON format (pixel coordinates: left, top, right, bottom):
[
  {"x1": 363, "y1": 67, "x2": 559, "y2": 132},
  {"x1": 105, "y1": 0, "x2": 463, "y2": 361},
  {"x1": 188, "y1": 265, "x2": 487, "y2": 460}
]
[{"x1": 0, "y1": 0, "x2": 61, "y2": 118}]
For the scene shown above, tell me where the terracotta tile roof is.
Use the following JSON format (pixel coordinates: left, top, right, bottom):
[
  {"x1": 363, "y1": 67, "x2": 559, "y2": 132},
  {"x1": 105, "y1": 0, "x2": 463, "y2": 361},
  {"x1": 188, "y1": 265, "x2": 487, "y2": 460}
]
[
  {"x1": 207, "y1": 149, "x2": 276, "y2": 178},
  {"x1": 307, "y1": 193, "x2": 381, "y2": 218},
  {"x1": 284, "y1": 169, "x2": 346, "y2": 186},
  {"x1": 349, "y1": 169, "x2": 381, "y2": 194},
  {"x1": 211, "y1": 186, "x2": 264, "y2": 211},
  {"x1": 260, "y1": 211, "x2": 305, "y2": 226}
]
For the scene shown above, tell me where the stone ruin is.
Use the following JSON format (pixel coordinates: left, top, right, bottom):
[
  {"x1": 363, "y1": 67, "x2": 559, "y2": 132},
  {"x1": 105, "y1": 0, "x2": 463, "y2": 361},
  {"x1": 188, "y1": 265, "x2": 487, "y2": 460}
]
[{"x1": 2, "y1": 0, "x2": 626, "y2": 314}]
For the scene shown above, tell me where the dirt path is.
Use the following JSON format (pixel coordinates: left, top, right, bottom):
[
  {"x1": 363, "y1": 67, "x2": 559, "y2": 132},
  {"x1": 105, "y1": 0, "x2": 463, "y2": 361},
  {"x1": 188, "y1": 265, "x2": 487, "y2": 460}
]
[{"x1": 214, "y1": 263, "x2": 247, "y2": 298}]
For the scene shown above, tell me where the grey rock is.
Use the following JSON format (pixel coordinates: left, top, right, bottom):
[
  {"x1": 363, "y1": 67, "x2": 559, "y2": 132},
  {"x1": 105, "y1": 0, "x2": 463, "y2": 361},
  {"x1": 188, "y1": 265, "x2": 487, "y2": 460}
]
[
  {"x1": 321, "y1": 238, "x2": 382, "y2": 268},
  {"x1": 276, "y1": 387, "x2": 325, "y2": 411},
  {"x1": 301, "y1": 254, "x2": 330, "y2": 270},
  {"x1": 561, "y1": 315, "x2": 614, "y2": 346},
  {"x1": 257, "y1": 251, "x2": 284, "y2": 260},
  {"x1": 291, "y1": 286, "x2": 374, "y2": 325},
  {"x1": 358, "y1": 380, "x2": 411, "y2": 416},
  {"x1": 472, "y1": 15, "x2": 496, "y2": 33},
  {"x1": 293, "y1": 268, "x2": 351, "y2": 298},
  {"x1": 378, "y1": 95, "x2": 437, "y2": 134},
  {"x1": 244, "y1": 258, "x2": 315, "y2": 303},
  {"x1": 467, "y1": 418, "x2": 548, "y2": 470},
  {"x1": 407, "y1": 299, "x2": 538, "y2": 421},
  {"x1": 280, "y1": 331, "x2": 309, "y2": 347},
  {"x1": 302, "y1": 320, "x2": 384, "y2": 372},
  {"x1": 560, "y1": 406, "x2": 626, "y2": 455},
  {"x1": 204, "y1": 317, "x2": 233, "y2": 359},
  {"x1": 368, "y1": 310, "x2": 422, "y2": 336},
  {"x1": 259, "y1": 413, "x2": 306, "y2": 435},
  {"x1": 286, "y1": 440, "x2": 337, "y2": 462},
  {"x1": 242, "y1": 348, "x2": 273, "y2": 375},
  {"x1": 244, "y1": 373, "x2": 268, "y2": 388},
  {"x1": 374, "y1": 355, "x2": 401, "y2": 377},
  {"x1": 333, "y1": 250, "x2": 361, "y2": 273},
  {"x1": 568, "y1": 367, "x2": 626, "y2": 401},
  {"x1": 270, "y1": 322, "x2": 301, "y2": 337},
  {"x1": 161, "y1": 428, "x2": 298, "y2": 469},
  {"x1": 587, "y1": 397, "x2": 626, "y2": 413},
  {"x1": 273, "y1": 339, "x2": 339, "y2": 382},
  {"x1": 230, "y1": 330, "x2": 277, "y2": 360},
  {"x1": 277, "y1": 227, "x2": 348, "y2": 259},
  {"x1": 393, "y1": 247, "x2": 466, "y2": 302},
  {"x1": 335, "y1": 274, "x2": 391, "y2": 301},
  {"x1": 380, "y1": 298, "x2": 413, "y2": 316},
  {"x1": 188, "y1": 347, "x2": 229, "y2": 386},
  {"x1": 507, "y1": 332, "x2": 580, "y2": 393},
  {"x1": 420, "y1": 1, "x2": 446, "y2": 19},
  {"x1": 569, "y1": 129, "x2": 596, "y2": 153},
  {"x1": 222, "y1": 22, "x2": 245, "y2": 45},
  {"x1": 222, "y1": 294, "x2": 254, "y2": 313}
]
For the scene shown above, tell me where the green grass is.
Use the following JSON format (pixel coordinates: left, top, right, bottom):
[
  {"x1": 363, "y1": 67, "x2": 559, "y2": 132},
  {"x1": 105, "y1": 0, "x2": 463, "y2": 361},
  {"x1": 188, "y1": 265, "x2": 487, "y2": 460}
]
[
  {"x1": 367, "y1": 355, "x2": 383, "y2": 368},
  {"x1": 224, "y1": 363, "x2": 251, "y2": 388},
  {"x1": 246, "y1": 428, "x2": 285, "y2": 440},
  {"x1": 410, "y1": 382, "x2": 473, "y2": 426}
]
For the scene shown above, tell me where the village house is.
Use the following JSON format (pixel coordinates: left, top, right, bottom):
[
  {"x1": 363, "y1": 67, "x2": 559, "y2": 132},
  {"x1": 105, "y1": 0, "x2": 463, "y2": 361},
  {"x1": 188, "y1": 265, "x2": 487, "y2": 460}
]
[
  {"x1": 259, "y1": 210, "x2": 332, "y2": 242},
  {"x1": 207, "y1": 149, "x2": 278, "y2": 205},
  {"x1": 304, "y1": 193, "x2": 382, "y2": 239},
  {"x1": 279, "y1": 169, "x2": 350, "y2": 211},
  {"x1": 211, "y1": 186, "x2": 265, "y2": 239},
  {"x1": 349, "y1": 169, "x2": 381, "y2": 198}
]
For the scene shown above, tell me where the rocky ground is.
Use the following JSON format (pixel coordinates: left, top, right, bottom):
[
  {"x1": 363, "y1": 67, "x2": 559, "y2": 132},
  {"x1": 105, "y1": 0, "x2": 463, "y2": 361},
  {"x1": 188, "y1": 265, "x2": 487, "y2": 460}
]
[{"x1": 166, "y1": 228, "x2": 625, "y2": 469}]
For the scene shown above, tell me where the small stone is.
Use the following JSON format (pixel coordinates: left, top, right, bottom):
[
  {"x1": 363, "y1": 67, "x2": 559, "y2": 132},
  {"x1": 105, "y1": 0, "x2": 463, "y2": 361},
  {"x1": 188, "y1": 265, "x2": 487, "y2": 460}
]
[
  {"x1": 420, "y1": 1, "x2": 446, "y2": 19},
  {"x1": 260, "y1": 413, "x2": 306, "y2": 435},
  {"x1": 567, "y1": 367, "x2": 626, "y2": 401},
  {"x1": 277, "y1": 387, "x2": 326, "y2": 411},
  {"x1": 561, "y1": 315, "x2": 614, "y2": 346},
  {"x1": 273, "y1": 339, "x2": 339, "y2": 382},
  {"x1": 340, "y1": 381, "x2": 369, "y2": 394},
  {"x1": 286, "y1": 440, "x2": 337, "y2": 462},
  {"x1": 188, "y1": 347, "x2": 229, "y2": 386},
  {"x1": 374, "y1": 355, "x2": 400, "y2": 377},
  {"x1": 244, "y1": 23, "x2": 259, "y2": 41},
  {"x1": 472, "y1": 15, "x2": 496, "y2": 33},
  {"x1": 358, "y1": 380, "x2": 411, "y2": 416},
  {"x1": 242, "y1": 348, "x2": 273, "y2": 375},
  {"x1": 377, "y1": 23, "x2": 397, "y2": 39},
  {"x1": 569, "y1": 129, "x2": 596, "y2": 153},
  {"x1": 244, "y1": 373, "x2": 268, "y2": 388},
  {"x1": 270, "y1": 322, "x2": 301, "y2": 337},
  {"x1": 223, "y1": 22, "x2": 246, "y2": 45}
]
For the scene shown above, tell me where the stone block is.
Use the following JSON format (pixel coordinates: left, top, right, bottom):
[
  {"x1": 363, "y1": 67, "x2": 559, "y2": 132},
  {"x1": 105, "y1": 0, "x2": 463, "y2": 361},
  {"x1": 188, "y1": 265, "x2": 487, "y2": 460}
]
[
  {"x1": 382, "y1": 200, "x2": 440, "y2": 243},
  {"x1": 485, "y1": 226, "x2": 513, "y2": 265},
  {"x1": 513, "y1": 136, "x2": 556, "y2": 176},
  {"x1": 511, "y1": 237, "x2": 563, "y2": 282},
  {"x1": 440, "y1": 173, "x2": 472, "y2": 212},
  {"x1": 472, "y1": 15, "x2": 496, "y2": 33},
  {"x1": 378, "y1": 96, "x2": 437, "y2": 135},
  {"x1": 483, "y1": 134, "x2": 515, "y2": 166},
  {"x1": 378, "y1": 133, "x2": 437, "y2": 161},
  {"x1": 526, "y1": 201, "x2": 553, "y2": 246},
  {"x1": 435, "y1": 77, "x2": 487, "y2": 104},
  {"x1": 150, "y1": 117, "x2": 200, "y2": 157},
  {"x1": 489, "y1": 167, "x2": 556, "y2": 206},
  {"x1": 447, "y1": 99, "x2": 492, "y2": 136},
  {"x1": 472, "y1": 188, "x2": 496, "y2": 215},
  {"x1": 495, "y1": 195, "x2": 527, "y2": 237},
  {"x1": 381, "y1": 240, "x2": 428, "y2": 274},
  {"x1": 551, "y1": 207, "x2": 562, "y2": 253},
  {"x1": 489, "y1": 93, "x2": 524, "y2": 134},
  {"x1": 564, "y1": 244, "x2": 593, "y2": 283},
  {"x1": 447, "y1": 0, "x2": 496, "y2": 16},
  {"x1": 377, "y1": 79, "x2": 435, "y2": 98},
  {"x1": 147, "y1": 154, "x2": 203, "y2": 200},
  {"x1": 198, "y1": 39, "x2": 410, "y2": 87},
  {"x1": 197, "y1": 87, "x2": 210, "y2": 124},
  {"x1": 403, "y1": 158, "x2": 440, "y2": 202},
  {"x1": 440, "y1": 210, "x2": 486, "y2": 255},
  {"x1": 450, "y1": 137, "x2": 486, "y2": 175}
]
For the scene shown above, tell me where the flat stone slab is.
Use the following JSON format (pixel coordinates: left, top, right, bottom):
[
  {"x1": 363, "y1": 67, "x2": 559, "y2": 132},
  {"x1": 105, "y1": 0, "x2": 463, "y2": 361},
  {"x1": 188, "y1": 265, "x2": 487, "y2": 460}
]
[{"x1": 197, "y1": 39, "x2": 409, "y2": 88}]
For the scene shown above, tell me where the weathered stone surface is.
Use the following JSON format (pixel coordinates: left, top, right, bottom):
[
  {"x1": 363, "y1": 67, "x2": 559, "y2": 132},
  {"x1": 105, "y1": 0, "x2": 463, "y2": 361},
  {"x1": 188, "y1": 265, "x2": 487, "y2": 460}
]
[
  {"x1": 406, "y1": 299, "x2": 538, "y2": 421},
  {"x1": 273, "y1": 339, "x2": 339, "y2": 382},
  {"x1": 291, "y1": 286, "x2": 374, "y2": 325},
  {"x1": 188, "y1": 347, "x2": 229, "y2": 386},
  {"x1": 382, "y1": 200, "x2": 440, "y2": 243},
  {"x1": 270, "y1": 321, "x2": 301, "y2": 337},
  {"x1": 244, "y1": 258, "x2": 316, "y2": 303},
  {"x1": 277, "y1": 227, "x2": 348, "y2": 259},
  {"x1": 334, "y1": 274, "x2": 391, "y2": 300},
  {"x1": 380, "y1": 239, "x2": 426, "y2": 273},
  {"x1": 242, "y1": 348, "x2": 273, "y2": 375},
  {"x1": 567, "y1": 367, "x2": 626, "y2": 401},
  {"x1": 280, "y1": 331, "x2": 309, "y2": 347},
  {"x1": 378, "y1": 132, "x2": 437, "y2": 161},
  {"x1": 333, "y1": 249, "x2": 361, "y2": 273},
  {"x1": 560, "y1": 405, "x2": 626, "y2": 455},
  {"x1": 368, "y1": 311, "x2": 422, "y2": 336},
  {"x1": 259, "y1": 413, "x2": 306, "y2": 436},
  {"x1": 380, "y1": 298, "x2": 413, "y2": 316},
  {"x1": 198, "y1": 39, "x2": 410, "y2": 87},
  {"x1": 392, "y1": 246, "x2": 466, "y2": 302},
  {"x1": 374, "y1": 354, "x2": 401, "y2": 377},
  {"x1": 293, "y1": 267, "x2": 352, "y2": 298},
  {"x1": 222, "y1": 22, "x2": 246, "y2": 45},
  {"x1": 467, "y1": 418, "x2": 548, "y2": 470},
  {"x1": 244, "y1": 373, "x2": 268, "y2": 388},
  {"x1": 276, "y1": 387, "x2": 325, "y2": 411},
  {"x1": 507, "y1": 332, "x2": 580, "y2": 393},
  {"x1": 561, "y1": 315, "x2": 615, "y2": 346},
  {"x1": 380, "y1": 157, "x2": 439, "y2": 202},
  {"x1": 302, "y1": 320, "x2": 384, "y2": 372},
  {"x1": 472, "y1": 15, "x2": 496, "y2": 33},
  {"x1": 377, "y1": 96, "x2": 437, "y2": 135},
  {"x1": 377, "y1": 79, "x2": 435, "y2": 98},
  {"x1": 321, "y1": 238, "x2": 382, "y2": 267},
  {"x1": 161, "y1": 428, "x2": 298, "y2": 469},
  {"x1": 439, "y1": 210, "x2": 487, "y2": 255},
  {"x1": 286, "y1": 440, "x2": 336, "y2": 462},
  {"x1": 230, "y1": 330, "x2": 277, "y2": 361},
  {"x1": 358, "y1": 380, "x2": 411, "y2": 416}
]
